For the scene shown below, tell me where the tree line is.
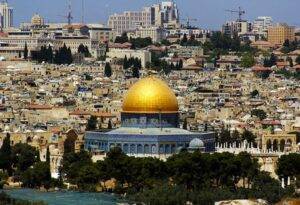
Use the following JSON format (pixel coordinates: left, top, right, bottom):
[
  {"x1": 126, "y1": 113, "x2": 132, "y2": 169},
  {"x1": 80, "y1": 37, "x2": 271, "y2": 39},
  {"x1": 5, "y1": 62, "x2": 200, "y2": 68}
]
[
  {"x1": 0, "y1": 134, "x2": 58, "y2": 190},
  {"x1": 147, "y1": 52, "x2": 183, "y2": 74},
  {"x1": 114, "y1": 32, "x2": 153, "y2": 49},
  {"x1": 59, "y1": 147, "x2": 298, "y2": 204},
  {"x1": 0, "y1": 131, "x2": 299, "y2": 204},
  {"x1": 216, "y1": 128, "x2": 257, "y2": 146},
  {"x1": 31, "y1": 43, "x2": 73, "y2": 65},
  {"x1": 123, "y1": 56, "x2": 141, "y2": 78},
  {"x1": 77, "y1": 43, "x2": 91, "y2": 57}
]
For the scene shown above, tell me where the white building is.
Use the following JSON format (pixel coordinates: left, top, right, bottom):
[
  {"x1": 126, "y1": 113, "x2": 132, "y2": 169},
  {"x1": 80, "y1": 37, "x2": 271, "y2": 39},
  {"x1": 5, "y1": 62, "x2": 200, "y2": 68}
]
[
  {"x1": 155, "y1": 1, "x2": 180, "y2": 28},
  {"x1": 222, "y1": 20, "x2": 252, "y2": 36},
  {"x1": 88, "y1": 24, "x2": 115, "y2": 43},
  {"x1": 0, "y1": 29, "x2": 52, "y2": 58},
  {"x1": 0, "y1": 2, "x2": 13, "y2": 29},
  {"x1": 253, "y1": 16, "x2": 273, "y2": 37},
  {"x1": 108, "y1": 1, "x2": 180, "y2": 35},
  {"x1": 106, "y1": 48, "x2": 151, "y2": 68},
  {"x1": 108, "y1": 7, "x2": 152, "y2": 35},
  {"x1": 135, "y1": 26, "x2": 166, "y2": 43}
]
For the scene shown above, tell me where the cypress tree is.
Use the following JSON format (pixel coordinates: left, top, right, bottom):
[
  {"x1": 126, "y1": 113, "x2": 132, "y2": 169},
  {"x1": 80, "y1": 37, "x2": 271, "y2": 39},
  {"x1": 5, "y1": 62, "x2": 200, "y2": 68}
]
[
  {"x1": 54, "y1": 50, "x2": 60, "y2": 64},
  {"x1": 78, "y1": 44, "x2": 85, "y2": 54},
  {"x1": 67, "y1": 47, "x2": 73, "y2": 64},
  {"x1": 47, "y1": 45, "x2": 53, "y2": 63},
  {"x1": 123, "y1": 55, "x2": 128, "y2": 69},
  {"x1": 179, "y1": 59, "x2": 183, "y2": 69},
  {"x1": 46, "y1": 146, "x2": 50, "y2": 164},
  {"x1": 0, "y1": 133, "x2": 12, "y2": 175},
  {"x1": 24, "y1": 42, "x2": 28, "y2": 59},
  {"x1": 86, "y1": 116, "x2": 98, "y2": 131},
  {"x1": 108, "y1": 120, "x2": 113, "y2": 129},
  {"x1": 104, "y1": 62, "x2": 112, "y2": 77},
  {"x1": 84, "y1": 46, "x2": 90, "y2": 57}
]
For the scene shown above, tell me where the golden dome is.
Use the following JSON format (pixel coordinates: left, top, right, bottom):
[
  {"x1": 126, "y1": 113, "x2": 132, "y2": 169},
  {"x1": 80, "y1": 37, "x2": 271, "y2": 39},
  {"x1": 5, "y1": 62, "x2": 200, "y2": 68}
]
[{"x1": 122, "y1": 76, "x2": 178, "y2": 113}]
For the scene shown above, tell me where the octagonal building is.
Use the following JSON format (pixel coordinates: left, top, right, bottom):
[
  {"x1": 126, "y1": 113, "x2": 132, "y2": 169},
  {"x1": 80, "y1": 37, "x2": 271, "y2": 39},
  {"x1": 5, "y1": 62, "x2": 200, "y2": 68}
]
[{"x1": 84, "y1": 76, "x2": 215, "y2": 158}]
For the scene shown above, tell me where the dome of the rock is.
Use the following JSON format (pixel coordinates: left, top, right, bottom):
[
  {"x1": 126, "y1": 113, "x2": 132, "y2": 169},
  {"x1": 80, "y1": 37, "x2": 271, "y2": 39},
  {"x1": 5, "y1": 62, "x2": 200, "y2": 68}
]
[{"x1": 122, "y1": 76, "x2": 178, "y2": 113}]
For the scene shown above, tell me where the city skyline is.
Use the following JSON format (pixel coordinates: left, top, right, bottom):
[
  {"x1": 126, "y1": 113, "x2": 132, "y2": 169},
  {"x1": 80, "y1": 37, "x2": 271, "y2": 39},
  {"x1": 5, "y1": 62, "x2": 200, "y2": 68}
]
[{"x1": 8, "y1": 0, "x2": 300, "y2": 29}]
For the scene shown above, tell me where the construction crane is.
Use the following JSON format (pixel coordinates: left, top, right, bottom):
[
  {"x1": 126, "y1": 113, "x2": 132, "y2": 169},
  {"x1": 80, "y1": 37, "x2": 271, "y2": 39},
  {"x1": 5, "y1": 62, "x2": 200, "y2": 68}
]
[
  {"x1": 59, "y1": 0, "x2": 73, "y2": 25},
  {"x1": 225, "y1": 7, "x2": 245, "y2": 22},
  {"x1": 181, "y1": 16, "x2": 197, "y2": 28}
]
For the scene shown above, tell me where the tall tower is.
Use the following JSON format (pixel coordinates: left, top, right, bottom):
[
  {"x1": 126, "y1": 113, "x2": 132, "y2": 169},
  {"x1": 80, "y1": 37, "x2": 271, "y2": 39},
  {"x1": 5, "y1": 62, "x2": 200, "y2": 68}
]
[
  {"x1": 67, "y1": 0, "x2": 73, "y2": 25},
  {"x1": 0, "y1": 1, "x2": 13, "y2": 29}
]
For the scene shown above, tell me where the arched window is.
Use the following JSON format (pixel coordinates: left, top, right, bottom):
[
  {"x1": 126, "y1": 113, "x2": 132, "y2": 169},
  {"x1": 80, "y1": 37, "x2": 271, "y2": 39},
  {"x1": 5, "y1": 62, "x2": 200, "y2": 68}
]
[
  {"x1": 123, "y1": 144, "x2": 129, "y2": 154},
  {"x1": 159, "y1": 144, "x2": 164, "y2": 154},
  {"x1": 151, "y1": 144, "x2": 157, "y2": 154},
  {"x1": 165, "y1": 144, "x2": 171, "y2": 154},
  {"x1": 273, "y1": 139, "x2": 278, "y2": 151},
  {"x1": 266, "y1": 139, "x2": 272, "y2": 150},
  {"x1": 171, "y1": 144, "x2": 176, "y2": 153},
  {"x1": 130, "y1": 144, "x2": 136, "y2": 154},
  {"x1": 280, "y1": 139, "x2": 285, "y2": 152},
  {"x1": 144, "y1": 144, "x2": 150, "y2": 154},
  {"x1": 137, "y1": 144, "x2": 143, "y2": 154}
]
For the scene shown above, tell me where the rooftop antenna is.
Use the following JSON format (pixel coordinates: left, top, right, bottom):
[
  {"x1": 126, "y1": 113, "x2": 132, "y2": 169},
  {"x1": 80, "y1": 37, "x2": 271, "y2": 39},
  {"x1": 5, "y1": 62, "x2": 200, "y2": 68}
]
[
  {"x1": 158, "y1": 108, "x2": 162, "y2": 131},
  {"x1": 181, "y1": 16, "x2": 197, "y2": 28},
  {"x1": 67, "y1": 0, "x2": 73, "y2": 25},
  {"x1": 81, "y1": 0, "x2": 84, "y2": 24},
  {"x1": 225, "y1": 7, "x2": 246, "y2": 22}
]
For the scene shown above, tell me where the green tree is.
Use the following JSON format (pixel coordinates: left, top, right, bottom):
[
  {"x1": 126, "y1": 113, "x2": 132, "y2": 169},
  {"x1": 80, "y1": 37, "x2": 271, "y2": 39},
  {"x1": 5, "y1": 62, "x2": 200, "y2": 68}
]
[
  {"x1": 241, "y1": 53, "x2": 255, "y2": 68},
  {"x1": 180, "y1": 34, "x2": 188, "y2": 46},
  {"x1": 241, "y1": 129, "x2": 256, "y2": 144},
  {"x1": 250, "y1": 90, "x2": 259, "y2": 98},
  {"x1": 86, "y1": 115, "x2": 98, "y2": 131},
  {"x1": 252, "y1": 171, "x2": 288, "y2": 203},
  {"x1": 130, "y1": 37, "x2": 152, "y2": 48},
  {"x1": 251, "y1": 109, "x2": 267, "y2": 120},
  {"x1": 183, "y1": 118, "x2": 188, "y2": 130},
  {"x1": 178, "y1": 59, "x2": 183, "y2": 69},
  {"x1": 287, "y1": 57, "x2": 293, "y2": 67},
  {"x1": 100, "y1": 147, "x2": 128, "y2": 188},
  {"x1": 263, "y1": 53, "x2": 277, "y2": 67},
  {"x1": 104, "y1": 62, "x2": 112, "y2": 77},
  {"x1": 60, "y1": 150, "x2": 92, "y2": 184},
  {"x1": 218, "y1": 128, "x2": 231, "y2": 144},
  {"x1": 276, "y1": 153, "x2": 300, "y2": 181},
  {"x1": 281, "y1": 39, "x2": 291, "y2": 54},
  {"x1": 46, "y1": 45, "x2": 53, "y2": 63},
  {"x1": 78, "y1": 44, "x2": 85, "y2": 54},
  {"x1": 0, "y1": 134, "x2": 12, "y2": 175},
  {"x1": 123, "y1": 55, "x2": 128, "y2": 69},
  {"x1": 296, "y1": 55, "x2": 300, "y2": 65},
  {"x1": 132, "y1": 65, "x2": 140, "y2": 78},
  {"x1": 0, "y1": 171, "x2": 8, "y2": 189},
  {"x1": 161, "y1": 39, "x2": 171, "y2": 46},
  {"x1": 24, "y1": 42, "x2": 28, "y2": 60},
  {"x1": 77, "y1": 164, "x2": 100, "y2": 191},
  {"x1": 11, "y1": 143, "x2": 40, "y2": 174},
  {"x1": 21, "y1": 162, "x2": 51, "y2": 189},
  {"x1": 115, "y1": 32, "x2": 128, "y2": 43},
  {"x1": 231, "y1": 130, "x2": 240, "y2": 143},
  {"x1": 107, "y1": 120, "x2": 113, "y2": 129},
  {"x1": 46, "y1": 146, "x2": 50, "y2": 164}
]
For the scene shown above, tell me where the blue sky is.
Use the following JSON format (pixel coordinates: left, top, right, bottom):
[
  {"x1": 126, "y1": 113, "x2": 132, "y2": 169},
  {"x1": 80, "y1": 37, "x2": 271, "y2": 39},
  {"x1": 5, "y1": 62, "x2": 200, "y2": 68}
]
[{"x1": 9, "y1": 0, "x2": 300, "y2": 29}]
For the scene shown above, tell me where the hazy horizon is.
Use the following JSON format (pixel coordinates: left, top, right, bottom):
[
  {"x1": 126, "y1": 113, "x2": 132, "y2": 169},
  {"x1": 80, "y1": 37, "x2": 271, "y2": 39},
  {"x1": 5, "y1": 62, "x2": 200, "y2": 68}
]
[{"x1": 8, "y1": 0, "x2": 300, "y2": 30}]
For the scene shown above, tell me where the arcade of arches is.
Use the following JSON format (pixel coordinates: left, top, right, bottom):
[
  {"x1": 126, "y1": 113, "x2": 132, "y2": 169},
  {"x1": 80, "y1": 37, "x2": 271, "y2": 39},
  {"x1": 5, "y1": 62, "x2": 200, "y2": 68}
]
[{"x1": 262, "y1": 132, "x2": 297, "y2": 152}]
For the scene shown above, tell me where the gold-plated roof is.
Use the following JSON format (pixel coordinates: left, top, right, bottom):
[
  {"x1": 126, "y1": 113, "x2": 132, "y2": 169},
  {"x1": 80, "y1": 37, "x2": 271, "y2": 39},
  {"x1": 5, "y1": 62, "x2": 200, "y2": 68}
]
[{"x1": 122, "y1": 76, "x2": 179, "y2": 113}]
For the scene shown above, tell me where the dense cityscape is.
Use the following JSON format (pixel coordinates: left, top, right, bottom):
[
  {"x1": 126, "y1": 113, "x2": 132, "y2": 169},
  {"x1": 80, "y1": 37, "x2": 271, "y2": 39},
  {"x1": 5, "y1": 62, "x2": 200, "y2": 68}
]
[{"x1": 0, "y1": 0, "x2": 299, "y2": 205}]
